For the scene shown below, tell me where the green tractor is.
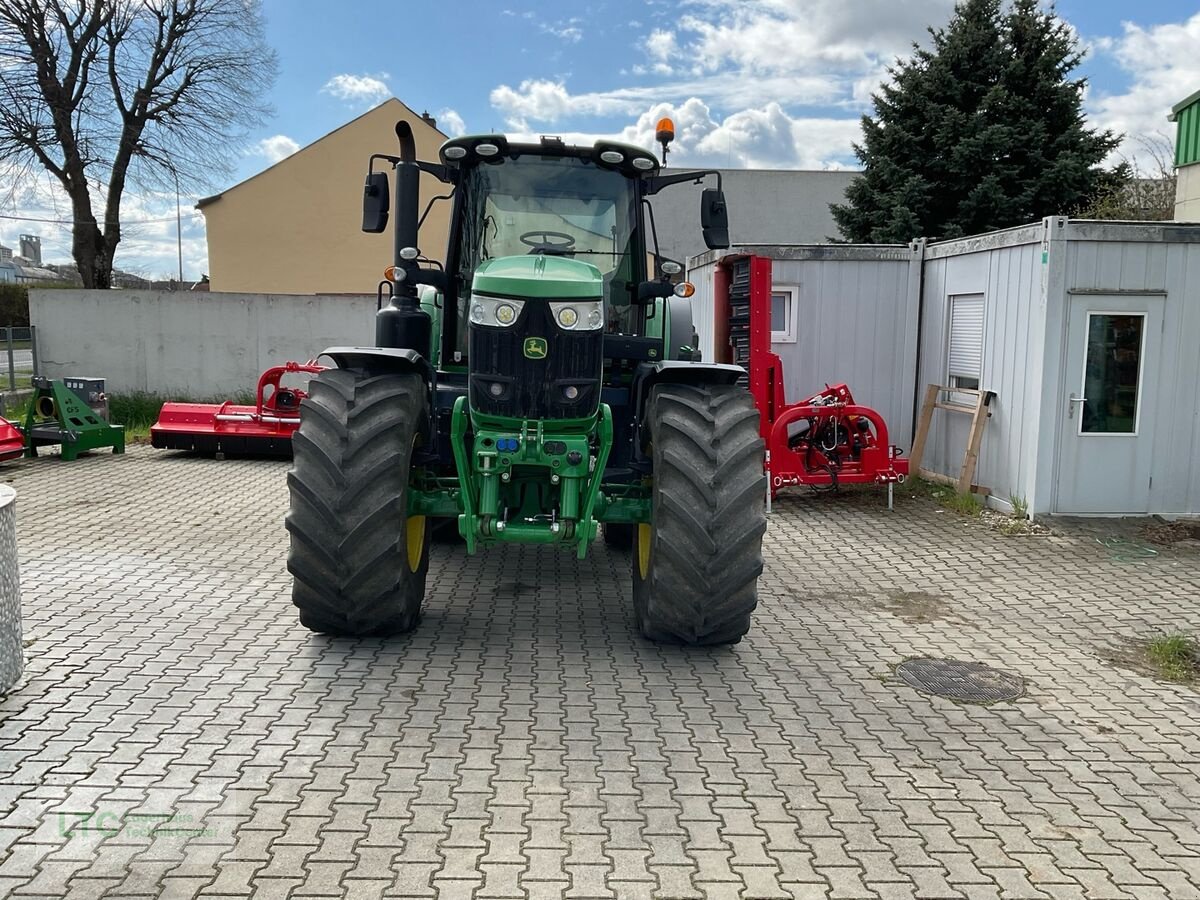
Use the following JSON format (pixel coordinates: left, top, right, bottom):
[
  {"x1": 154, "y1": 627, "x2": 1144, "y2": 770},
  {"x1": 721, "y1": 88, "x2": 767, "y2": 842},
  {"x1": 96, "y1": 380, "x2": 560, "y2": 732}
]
[{"x1": 286, "y1": 122, "x2": 766, "y2": 645}]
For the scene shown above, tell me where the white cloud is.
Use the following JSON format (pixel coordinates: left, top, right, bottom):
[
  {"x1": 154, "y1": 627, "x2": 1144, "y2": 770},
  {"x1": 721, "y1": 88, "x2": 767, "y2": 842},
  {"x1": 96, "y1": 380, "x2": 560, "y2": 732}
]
[
  {"x1": 321, "y1": 73, "x2": 392, "y2": 104},
  {"x1": 504, "y1": 97, "x2": 860, "y2": 170},
  {"x1": 490, "y1": 79, "x2": 635, "y2": 129},
  {"x1": 1091, "y1": 12, "x2": 1200, "y2": 155},
  {"x1": 437, "y1": 108, "x2": 467, "y2": 138},
  {"x1": 487, "y1": 0, "x2": 955, "y2": 166},
  {"x1": 673, "y1": 0, "x2": 954, "y2": 78},
  {"x1": 251, "y1": 135, "x2": 300, "y2": 164},
  {"x1": 619, "y1": 99, "x2": 860, "y2": 169},
  {"x1": 541, "y1": 20, "x2": 583, "y2": 43}
]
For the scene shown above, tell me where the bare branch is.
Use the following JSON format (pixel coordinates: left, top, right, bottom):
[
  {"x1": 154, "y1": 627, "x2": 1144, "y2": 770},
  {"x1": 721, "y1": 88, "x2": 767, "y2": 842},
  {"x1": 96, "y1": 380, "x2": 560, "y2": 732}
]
[{"x1": 0, "y1": 0, "x2": 277, "y2": 286}]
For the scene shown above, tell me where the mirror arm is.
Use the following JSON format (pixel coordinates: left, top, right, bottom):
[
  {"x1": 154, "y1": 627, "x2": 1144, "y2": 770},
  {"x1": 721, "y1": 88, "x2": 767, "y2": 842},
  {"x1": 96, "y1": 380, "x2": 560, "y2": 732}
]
[
  {"x1": 644, "y1": 168, "x2": 722, "y2": 196},
  {"x1": 368, "y1": 154, "x2": 454, "y2": 185}
]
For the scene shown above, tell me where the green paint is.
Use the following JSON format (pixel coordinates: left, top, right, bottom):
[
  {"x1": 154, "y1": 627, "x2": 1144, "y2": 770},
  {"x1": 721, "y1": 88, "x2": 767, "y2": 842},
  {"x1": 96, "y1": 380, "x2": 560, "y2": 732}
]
[
  {"x1": 1175, "y1": 100, "x2": 1200, "y2": 167},
  {"x1": 472, "y1": 255, "x2": 603, "y2": 300},
  {"x1": 24, "y1": 379, "x2": 125, "y2": 461},
  {"x1": 442, "y1": 394, "x2": 621, "y2": 556}
]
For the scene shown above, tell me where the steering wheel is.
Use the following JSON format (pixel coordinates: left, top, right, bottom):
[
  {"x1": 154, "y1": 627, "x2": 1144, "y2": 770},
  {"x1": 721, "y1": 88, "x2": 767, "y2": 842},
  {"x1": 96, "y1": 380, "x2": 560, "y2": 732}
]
[{"x1": 520, "y1": 230, "x2": 576, "y2": 254}]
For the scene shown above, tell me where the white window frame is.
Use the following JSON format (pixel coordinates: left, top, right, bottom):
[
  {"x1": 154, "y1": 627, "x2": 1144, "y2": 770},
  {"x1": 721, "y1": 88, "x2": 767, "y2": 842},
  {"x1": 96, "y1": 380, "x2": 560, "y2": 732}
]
[
  {"x1": 946, "y1": 293, "x2": 985, "y2": 403},
  {"x1": 770, "y1": 284, "x2": 799, "y2": 344},
  {"x1": 1076, "y1": 310, "x2": 1147, "y2": 438}
]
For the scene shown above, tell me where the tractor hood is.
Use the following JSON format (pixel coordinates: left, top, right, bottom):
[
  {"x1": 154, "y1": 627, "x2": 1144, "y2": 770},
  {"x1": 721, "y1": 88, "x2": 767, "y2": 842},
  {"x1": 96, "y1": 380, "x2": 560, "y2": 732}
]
[{"x1": 472, "y1": 255, "x2": 603, "y2": 301}]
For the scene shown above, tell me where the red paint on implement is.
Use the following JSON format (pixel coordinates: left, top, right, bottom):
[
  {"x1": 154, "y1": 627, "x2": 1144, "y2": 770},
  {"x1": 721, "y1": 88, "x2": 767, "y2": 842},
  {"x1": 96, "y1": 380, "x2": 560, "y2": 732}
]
[
  {"x1": 0, "y1": 419, "x2": 24, "y2": 461},
  {"x1": 715, "y1": 254, "x2": 909, "y2": 498},
  {"x1": 151, "y1": 361, "x2": 326, "y2": 456}
]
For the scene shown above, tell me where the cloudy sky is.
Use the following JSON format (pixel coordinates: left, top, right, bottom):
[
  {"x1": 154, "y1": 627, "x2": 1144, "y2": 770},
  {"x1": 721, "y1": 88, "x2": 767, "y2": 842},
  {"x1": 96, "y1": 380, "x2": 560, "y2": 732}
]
[{"x1": 3, "y1": 0, "x2": 1197, "y2": 279}]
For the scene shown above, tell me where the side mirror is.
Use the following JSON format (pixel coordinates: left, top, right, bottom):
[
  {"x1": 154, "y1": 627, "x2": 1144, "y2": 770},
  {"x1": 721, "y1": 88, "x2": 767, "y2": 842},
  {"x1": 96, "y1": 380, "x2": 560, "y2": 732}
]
[
  {"x1": 701, "y1": 188, "x2": 729, "y2": 249},
  {"x1": 362, "y1": 171, "x2": 389, "y2": 233}
]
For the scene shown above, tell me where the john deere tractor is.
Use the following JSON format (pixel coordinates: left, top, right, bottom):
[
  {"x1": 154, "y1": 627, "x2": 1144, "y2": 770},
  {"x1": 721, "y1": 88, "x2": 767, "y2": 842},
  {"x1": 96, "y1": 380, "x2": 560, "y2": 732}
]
[{"x1": 286, "y1": 122, "x2": 766, "y2": 645}]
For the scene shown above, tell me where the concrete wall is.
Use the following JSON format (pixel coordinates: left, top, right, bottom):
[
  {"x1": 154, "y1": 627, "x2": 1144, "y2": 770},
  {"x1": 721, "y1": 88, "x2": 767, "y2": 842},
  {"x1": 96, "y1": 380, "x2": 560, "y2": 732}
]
[
  {"x1": 651, "y1": 168, "x2": 857, "y2": 266},
  {"x1": 1175, "y1": 163, "x2": 1200, "y2": 220},
  {"x1": 30, "y1": 289, "x2": 375, "y2": 396},
  {"x1": 200, "y1": 99, "x2": 450, "y2": 295}
]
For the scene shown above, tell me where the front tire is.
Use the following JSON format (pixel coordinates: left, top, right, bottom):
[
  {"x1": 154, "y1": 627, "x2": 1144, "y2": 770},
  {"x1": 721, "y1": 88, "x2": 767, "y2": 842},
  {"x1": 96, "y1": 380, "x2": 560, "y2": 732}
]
[
  {"x1": 633, "y1": 383, "x2": 766, "y2": 645},
  {"x1": 286, "y1": 369, "x2": 430, "y2": 636}
]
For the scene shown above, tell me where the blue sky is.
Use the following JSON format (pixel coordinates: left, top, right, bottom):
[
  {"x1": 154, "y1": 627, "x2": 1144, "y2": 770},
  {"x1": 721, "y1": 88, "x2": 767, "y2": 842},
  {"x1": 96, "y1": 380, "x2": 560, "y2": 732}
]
[{"x1": 6, "y1": 0, "x2": 1199, "y2": 278}]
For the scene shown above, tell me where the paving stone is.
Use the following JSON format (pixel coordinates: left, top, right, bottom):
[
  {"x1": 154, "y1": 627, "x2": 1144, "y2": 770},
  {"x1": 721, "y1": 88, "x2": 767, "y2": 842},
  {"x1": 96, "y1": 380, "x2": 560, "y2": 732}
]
[{"x1": 0, "y1": 448, "x2": 1197, "y2": 899}]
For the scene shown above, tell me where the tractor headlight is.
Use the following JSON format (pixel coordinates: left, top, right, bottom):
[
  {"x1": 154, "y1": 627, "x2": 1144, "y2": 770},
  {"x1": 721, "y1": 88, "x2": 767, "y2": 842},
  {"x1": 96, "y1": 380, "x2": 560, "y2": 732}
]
[
  {"x1": 550, "y1": 300, "x2": 603, "y2": 331},
  {"x1": 469, "y1": 293, "x2": 525, "y2": 328}
]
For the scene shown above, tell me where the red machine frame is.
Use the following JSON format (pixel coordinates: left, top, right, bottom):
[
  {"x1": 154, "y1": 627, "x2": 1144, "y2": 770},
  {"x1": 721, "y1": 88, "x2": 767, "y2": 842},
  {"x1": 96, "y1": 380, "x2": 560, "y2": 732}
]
[
  {"x1": 151, "y1": 361, "x2": 326, "y2": 456},
  {"x1": 712, "y1": 254, "x2": 908, "y2": 506}
]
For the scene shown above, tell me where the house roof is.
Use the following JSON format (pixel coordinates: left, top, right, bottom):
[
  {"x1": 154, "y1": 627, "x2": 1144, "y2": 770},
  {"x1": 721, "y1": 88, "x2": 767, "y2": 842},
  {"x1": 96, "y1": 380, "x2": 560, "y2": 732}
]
[
  {"x1": 197, "y1": 98, "x2": 446, "y2": 209},
  {"x1": 1169, "y1": 89, "x2": 1200, "y2": 121}
]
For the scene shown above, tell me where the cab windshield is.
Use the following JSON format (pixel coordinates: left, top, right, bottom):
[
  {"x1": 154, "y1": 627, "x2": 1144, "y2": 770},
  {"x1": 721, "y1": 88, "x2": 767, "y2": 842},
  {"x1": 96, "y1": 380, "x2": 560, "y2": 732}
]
[{"x1": 453, "y1": 155, "x2": 642, "y2": 354}]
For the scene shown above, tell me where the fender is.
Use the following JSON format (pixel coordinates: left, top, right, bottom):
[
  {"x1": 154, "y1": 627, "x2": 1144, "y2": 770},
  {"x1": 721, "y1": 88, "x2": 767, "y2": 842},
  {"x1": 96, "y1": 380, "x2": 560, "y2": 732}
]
[
  {"x1": 319, "y1": 347, "x2": 432, "y2": 383},
  {"x1": 631, "y1": 360, "x2": 748, "y2": 453}
]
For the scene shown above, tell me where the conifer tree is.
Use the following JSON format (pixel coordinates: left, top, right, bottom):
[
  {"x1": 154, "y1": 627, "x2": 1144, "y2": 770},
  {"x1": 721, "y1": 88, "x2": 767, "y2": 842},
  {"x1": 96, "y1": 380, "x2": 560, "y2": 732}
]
[{"x1": 832, "y1": 0, "x2": 1119, "y2": 243}]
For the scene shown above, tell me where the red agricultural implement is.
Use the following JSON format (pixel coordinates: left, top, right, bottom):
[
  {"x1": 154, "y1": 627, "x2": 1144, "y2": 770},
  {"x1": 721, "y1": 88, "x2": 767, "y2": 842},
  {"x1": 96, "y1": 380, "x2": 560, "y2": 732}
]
[
  {"x1": 0, "y1": 418, "x2": 23, "y2": 461},
  {"x1": 151, "y1": 361, "x2": 326, "y2": 456},
  {"x1": 712, "y1": 254, "x2": 909, "y2": 508}
]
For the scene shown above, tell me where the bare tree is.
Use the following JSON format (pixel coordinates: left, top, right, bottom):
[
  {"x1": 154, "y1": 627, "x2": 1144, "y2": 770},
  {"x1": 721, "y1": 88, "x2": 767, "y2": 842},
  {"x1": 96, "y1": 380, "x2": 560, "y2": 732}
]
[
  {"x1": 1077, "y1": 133, "x2": 1178, "y2": 222},
  {"x1": 0, "y1": 0, "x2": 277, "y2": 287}
]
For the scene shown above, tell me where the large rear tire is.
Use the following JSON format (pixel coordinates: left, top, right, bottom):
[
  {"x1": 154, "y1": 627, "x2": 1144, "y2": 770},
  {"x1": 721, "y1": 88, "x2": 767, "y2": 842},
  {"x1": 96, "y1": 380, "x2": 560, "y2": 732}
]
[
  {"x1": 633, "y1": 383, "x2": 766, "y2": 645},
  {"x1": 286, "y1": 369, "x2": 430, "y2": 636}
]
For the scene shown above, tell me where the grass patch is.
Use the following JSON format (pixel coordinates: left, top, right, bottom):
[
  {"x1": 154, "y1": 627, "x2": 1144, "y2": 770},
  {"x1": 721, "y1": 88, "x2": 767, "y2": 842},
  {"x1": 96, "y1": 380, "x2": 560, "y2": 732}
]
[
  {"x1": 1009, "y1": 494, "x2": 1029, "y2": 520},
  {"x1": 1146, "y1": 633, "x2": 1198, "y2": 683},
  {"x1": 108, "y1": 392, "x2": 171, "y2": 442},
  {"x1": 936, "y1": 489, "x2": 983, "y2": 517}
]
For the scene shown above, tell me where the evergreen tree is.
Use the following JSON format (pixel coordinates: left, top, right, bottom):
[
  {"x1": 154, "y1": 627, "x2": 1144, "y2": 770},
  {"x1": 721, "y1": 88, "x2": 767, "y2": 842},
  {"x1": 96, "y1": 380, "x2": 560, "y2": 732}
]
[{"x1": 832, "y1": 0, "x2": 1120, "y2": 243}]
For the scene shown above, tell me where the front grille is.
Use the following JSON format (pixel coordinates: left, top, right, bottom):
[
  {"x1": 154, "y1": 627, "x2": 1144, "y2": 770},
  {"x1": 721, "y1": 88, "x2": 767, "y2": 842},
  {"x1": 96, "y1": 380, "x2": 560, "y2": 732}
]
[{"x1": 470, "y1": 302, "x2": 603, "y2": 419}]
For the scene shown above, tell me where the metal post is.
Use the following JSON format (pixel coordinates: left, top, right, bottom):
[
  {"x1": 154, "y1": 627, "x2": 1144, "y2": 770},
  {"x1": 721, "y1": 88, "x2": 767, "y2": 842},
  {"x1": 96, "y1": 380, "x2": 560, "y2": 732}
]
[
  {"x1": 888, "y1": 482, "x2": 894, "y2": 511},
  {"x1": 172, "y1": 166, "x2": 183, "y2": 283},
  {"x1": 29, "y1": 326, "x2": 37, "y2": 378},
  {"x1": 5, "y1": 329, "x2": 14, "y2": 392}
]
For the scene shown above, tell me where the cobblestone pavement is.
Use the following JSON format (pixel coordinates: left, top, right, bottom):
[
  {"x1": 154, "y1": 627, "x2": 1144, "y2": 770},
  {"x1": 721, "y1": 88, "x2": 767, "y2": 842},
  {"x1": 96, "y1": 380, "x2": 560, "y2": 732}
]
[{"x1": 1, "y1": 446, "x2": 1199, "y2": 899}]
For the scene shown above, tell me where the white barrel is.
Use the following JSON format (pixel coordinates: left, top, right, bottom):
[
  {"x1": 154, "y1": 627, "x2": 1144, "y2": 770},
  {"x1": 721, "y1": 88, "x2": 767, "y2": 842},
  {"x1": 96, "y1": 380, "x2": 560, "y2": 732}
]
[{"x1": 0, "y1": 485, "x2": 20, "y2": 694}]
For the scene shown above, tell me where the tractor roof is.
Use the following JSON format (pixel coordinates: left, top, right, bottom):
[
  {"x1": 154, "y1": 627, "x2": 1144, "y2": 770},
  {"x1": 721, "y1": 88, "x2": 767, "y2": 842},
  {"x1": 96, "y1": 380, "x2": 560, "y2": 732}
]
[{"x1": 438, "y1": 134, "x2": 661, "y2": 178}]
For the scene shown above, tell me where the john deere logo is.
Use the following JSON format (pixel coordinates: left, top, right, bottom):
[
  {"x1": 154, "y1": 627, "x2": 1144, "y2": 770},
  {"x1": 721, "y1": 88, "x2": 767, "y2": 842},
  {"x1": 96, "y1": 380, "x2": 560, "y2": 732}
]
[{"x1": 523, "y1": 337, "x2": 548, "y2": 359}]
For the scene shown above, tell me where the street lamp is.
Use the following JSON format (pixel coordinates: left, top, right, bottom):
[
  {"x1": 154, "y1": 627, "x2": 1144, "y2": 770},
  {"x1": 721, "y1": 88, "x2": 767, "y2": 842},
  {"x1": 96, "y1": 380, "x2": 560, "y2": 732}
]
[{"x1": 135, "y1": 143, "x2": 184, "y2": 283}]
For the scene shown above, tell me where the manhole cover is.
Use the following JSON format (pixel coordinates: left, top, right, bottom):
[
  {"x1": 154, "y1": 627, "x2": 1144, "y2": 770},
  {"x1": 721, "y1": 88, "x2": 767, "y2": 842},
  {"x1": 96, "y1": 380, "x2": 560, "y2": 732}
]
[{"x1": 895, "y1": 657, "x2": 1025, "y2": 703}]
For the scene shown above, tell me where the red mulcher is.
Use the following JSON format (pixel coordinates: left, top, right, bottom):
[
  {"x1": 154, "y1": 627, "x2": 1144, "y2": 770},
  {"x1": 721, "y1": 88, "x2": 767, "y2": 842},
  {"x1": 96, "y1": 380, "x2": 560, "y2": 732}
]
[
  {"x1": 151, "y1": 361, "x2": 326, "y2": 456},
  {"x1": 712, "y1": 254, "x2": 909, "y2": 508}
]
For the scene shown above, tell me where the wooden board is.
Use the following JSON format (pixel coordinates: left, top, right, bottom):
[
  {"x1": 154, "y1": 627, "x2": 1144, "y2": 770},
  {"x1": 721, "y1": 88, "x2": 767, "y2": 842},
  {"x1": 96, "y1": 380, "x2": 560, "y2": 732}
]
[{"x1": 909, "y1": 384, "x2": 995, "y2": 496}]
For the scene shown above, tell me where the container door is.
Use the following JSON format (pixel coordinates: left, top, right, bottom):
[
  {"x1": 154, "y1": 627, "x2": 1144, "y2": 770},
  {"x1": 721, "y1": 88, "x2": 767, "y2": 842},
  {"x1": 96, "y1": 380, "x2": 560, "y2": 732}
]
[{"x1": 1055, "y1": 295, "x2": 1162, "y2": 514}]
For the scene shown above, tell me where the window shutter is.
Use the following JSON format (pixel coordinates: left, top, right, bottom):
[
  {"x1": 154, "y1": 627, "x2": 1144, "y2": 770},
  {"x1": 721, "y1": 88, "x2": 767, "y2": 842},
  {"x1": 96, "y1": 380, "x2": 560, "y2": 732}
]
[{"x1": 948, "y1": 295, "x2": 984, "y2": 379}]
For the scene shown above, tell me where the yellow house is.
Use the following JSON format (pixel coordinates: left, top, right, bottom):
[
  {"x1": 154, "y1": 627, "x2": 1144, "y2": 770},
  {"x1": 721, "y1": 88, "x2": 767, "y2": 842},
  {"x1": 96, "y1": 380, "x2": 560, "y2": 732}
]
[{"x1": 200, "y1": 98, "x2": 450, "y2": 294}]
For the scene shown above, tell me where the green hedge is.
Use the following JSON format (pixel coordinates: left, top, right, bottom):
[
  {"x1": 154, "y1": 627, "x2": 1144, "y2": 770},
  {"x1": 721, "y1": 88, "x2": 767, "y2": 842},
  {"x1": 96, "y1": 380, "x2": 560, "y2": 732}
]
[{"x1": 0, "y1": 284, "x2": 29, "y2": 327}]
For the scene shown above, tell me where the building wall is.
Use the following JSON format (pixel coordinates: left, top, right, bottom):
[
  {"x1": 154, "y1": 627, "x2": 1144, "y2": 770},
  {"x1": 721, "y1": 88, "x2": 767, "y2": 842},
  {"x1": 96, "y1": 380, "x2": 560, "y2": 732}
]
[
  {"x1": 1060, "y1": 221, "x2": 1200, "y2": 516},
  {"x1": 918, "y1": 218, "x2": 1200, "y2": 517},
  {"x1": 689, "y1": 244, "x2": 921, "y2": 449},
  {"x1": 653, "y1": 169, "x2": 857, "y2": 266},
  {"x1": 916, "y1": 224, "x2": 1048, "y2": 512},
  {"x1": 201, "y1": 99, "x2": 449, "y2": 295},
  {"x1": 1175, "y1": 163, "x2": 1200, "y2": 220},
  {"x1": 29, "y1": 289, "x2": 375, "y2": 396}
]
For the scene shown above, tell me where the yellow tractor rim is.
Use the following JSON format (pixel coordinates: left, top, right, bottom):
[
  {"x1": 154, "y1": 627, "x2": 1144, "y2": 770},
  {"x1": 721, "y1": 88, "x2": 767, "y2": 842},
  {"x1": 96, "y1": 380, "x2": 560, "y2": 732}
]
[
  {"x1": 406, "y1": 515, "x2": 426, "y2": 572},
  {"x1": 637, "y1": 523, "x2": 652, "y2": 580}
]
